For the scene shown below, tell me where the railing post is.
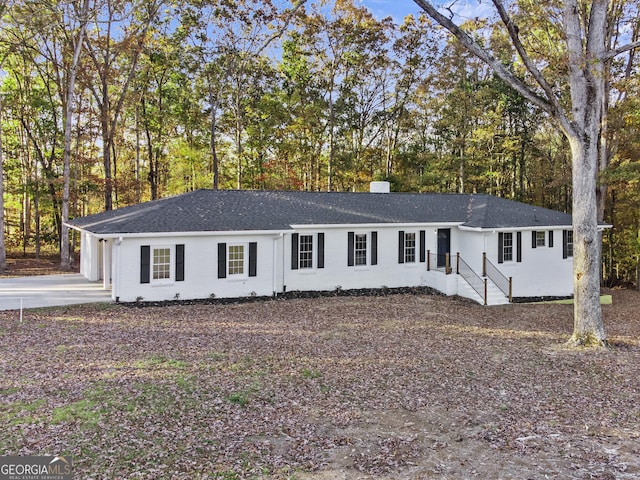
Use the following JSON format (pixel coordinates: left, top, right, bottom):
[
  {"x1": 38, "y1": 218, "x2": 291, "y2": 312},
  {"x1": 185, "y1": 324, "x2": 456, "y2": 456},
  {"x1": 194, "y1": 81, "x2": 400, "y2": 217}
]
[
  {"x1": 483, "y1": 279, "x2": 487, "y2": 306},
  {"x1": 427, "y1": 249, "x2": 431, "y2": 271},
  {"x1": 508, "y1": 277, "x2": 512, "y2": 302},
  {"x1": 445, "y1": 253, "x2": 451, "y2": 274},
  {"x1": 456, "y1": 252, "x2": 460, "y2": 275},
  {"x1": 482, "y1": 252, "x2": 486, "y2": 277}
]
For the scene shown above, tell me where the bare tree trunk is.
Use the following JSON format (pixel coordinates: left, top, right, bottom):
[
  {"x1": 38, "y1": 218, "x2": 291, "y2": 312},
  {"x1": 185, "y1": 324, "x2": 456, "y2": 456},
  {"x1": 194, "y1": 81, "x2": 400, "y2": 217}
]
[
  {"x1": 0, "y1": 93, "x2": 6, "y2": 272},
  {"x1": 235, "y1": 118, "x2": 242, "y2": 190},
  {"x1": 60, "y1": 0, "x2": 90, "y2": 270},
  {"x1": 135, "y1": 105, "x2": 141, "y2": 202},
  {"x1": 209, "y1": 88, "x2": 220, "y2": 190},
  {"x1": 101, "y1": 93, "x2": 113, "y2": 210},
  {"x1": 566, "y1": 134, "x2": 606, "y2": 346},
  {"x1": 562, "y1": 0, "x2": 608, "y2": 346},
  {"x1": 327, "y1": 86, "x2": 334, "y2": 192},
  {"x1": 458, "y1": 143, "x2": 465, "y2": 194}
]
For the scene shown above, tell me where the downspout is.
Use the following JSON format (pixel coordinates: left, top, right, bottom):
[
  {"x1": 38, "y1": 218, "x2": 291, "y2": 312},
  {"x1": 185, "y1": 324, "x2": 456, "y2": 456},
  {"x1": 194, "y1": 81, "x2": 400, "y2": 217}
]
[
  {"x1": 282, "y1": 233, "x2": 286, "y2": 293},
  {"x1": 272, "y1": 233, "x2": 285, "y2": 297},
  {"x1": 272, "y1": 235, "x2": 277, "y2": 297},
  {"x1": 103, "y1": 240, "x2": 111, "y2": 291},
  {"x1": 114, "y1": 237, "x2": 122, "y2": 302}
]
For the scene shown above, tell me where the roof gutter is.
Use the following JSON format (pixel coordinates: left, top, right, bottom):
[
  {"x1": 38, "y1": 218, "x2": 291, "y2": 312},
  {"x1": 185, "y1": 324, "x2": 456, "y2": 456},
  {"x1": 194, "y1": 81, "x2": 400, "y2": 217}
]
[
  {"x1": 64, "y1": 226, "x2": 291, "y2": 239},
  {"x1": 459, "y1": 224, "x2": 612, "y2": 232},
  {"x1": 290, "y1": 222, "x2": 464, "y2": 230}
]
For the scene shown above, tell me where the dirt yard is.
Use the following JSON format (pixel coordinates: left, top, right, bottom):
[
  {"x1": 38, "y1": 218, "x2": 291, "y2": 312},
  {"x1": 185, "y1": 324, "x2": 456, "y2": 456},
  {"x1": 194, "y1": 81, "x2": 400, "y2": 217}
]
[
  {"x1": 0, "y1": 251, "x2": 80, "y2": 278},
  {"x1": 0, "y1": 284, "x2": 638, "y2": 479}
]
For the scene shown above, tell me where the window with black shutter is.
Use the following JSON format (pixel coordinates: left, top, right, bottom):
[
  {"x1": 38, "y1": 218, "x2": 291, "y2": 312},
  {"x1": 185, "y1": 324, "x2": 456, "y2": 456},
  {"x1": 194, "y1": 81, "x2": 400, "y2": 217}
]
[
  {"x1": 218, "y1": 243, "x2": 227, "y2": 278},
  {"x1": 291, "y1": 233, "x2": 299, "y2": 270},
  {"x1": 317, "y1": 233, "x2": 325, "y2": 269},
  {"x1": 176, "y1": 244, "x2": 185, "y2": 281},
  {"x1": 140, "y1": 245, "x2": 150, "y2": 283},
  {"x1": 249, "y1": 242, "x2": 257, "y2": 277}
]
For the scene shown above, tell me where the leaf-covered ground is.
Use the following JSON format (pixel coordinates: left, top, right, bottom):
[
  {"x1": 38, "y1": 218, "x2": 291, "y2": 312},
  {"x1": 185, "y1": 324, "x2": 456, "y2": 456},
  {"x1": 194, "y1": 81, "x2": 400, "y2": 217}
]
[
  {"x1": 0, "y1": 251, "x2": 80, "y2": 278},
  {"x1": 1, "y1": 289, "x2": 639, "y2": 479}
]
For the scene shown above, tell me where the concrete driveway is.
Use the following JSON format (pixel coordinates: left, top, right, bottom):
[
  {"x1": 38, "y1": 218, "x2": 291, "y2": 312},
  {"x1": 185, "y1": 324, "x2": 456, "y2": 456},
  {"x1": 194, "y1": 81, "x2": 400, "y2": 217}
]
[{"x1": 0, "y1": 274, "x2": 112, "y2": 311}]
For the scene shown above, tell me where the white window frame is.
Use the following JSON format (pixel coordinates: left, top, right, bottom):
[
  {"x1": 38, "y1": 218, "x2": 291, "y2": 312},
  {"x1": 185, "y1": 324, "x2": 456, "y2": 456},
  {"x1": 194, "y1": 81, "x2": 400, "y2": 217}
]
[
  {"x1": 227, "y1": 243, "x2": 247, "y2": 278},
  {"x1": 536, "y1": 231, "x2": 546, "y2": 247},
  {"x1": 404, "y1": 231, "x2": 417, "y2": 263},
  {"x1": 151, "y1": 245, "x2": 174, "y2": 284},
  {"x1": 354, "y1": 233, "x2": 368, "y2": 266},
  {"x1": 503, "y1": 232, "x2": 514, "y2": 262},
  {"x1": 566, "y1": 231, "x2": 574, "y2": 258},
  {"x1": 299, "y1": 234, "x2": 314, "y2": 269}
]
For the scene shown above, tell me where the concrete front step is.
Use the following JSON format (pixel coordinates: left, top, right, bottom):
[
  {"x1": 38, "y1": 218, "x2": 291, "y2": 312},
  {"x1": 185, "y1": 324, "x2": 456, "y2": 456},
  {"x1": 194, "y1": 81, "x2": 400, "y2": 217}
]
[{"x1": 457, "y1": 276, "x2": 510, "y2": 306}]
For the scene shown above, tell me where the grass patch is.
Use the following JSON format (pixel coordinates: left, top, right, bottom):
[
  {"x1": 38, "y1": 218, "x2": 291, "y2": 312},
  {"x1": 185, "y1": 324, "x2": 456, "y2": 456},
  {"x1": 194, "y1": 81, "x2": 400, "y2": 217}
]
[
  {"x1": 133, "y1": 355, "x2": 188, "y2": 369},
  {"x1": 226, "y1": 391, "x2": 250, "y2": 407},
  {"x1": 174, "y1": 374, "x2": 197, "y2": 391},
  {"x1": 301, "y1": 368, "x2": 323, "y2": 379},
  {"x1": 207, "y1": 351, "x2": 227, "y2": 362},
  {"x1": 536, "y1": 295, "x2": 612, "y2": 305},
  {"x1": 51, "y1": 398, "x2": 103, "y2": 426},
  {"x1": 0, "y1": 387, "x2": 20, "y2": 395},
  {"x1": 1, "y1": 398, "x2": 46, "y2": 426}
]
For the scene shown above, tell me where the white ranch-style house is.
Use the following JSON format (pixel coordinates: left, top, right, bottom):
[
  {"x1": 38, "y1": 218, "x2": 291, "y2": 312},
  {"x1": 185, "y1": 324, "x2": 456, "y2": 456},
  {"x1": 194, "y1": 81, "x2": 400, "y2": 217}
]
[{"x1": 67, "y1": 183, "x2": 589, "y2": 306}]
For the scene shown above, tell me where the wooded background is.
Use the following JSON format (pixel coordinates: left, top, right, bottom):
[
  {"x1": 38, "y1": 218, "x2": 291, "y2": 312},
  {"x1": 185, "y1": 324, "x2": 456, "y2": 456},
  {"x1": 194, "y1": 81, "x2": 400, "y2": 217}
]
[{"x1": 0, "y1": 0, "x2": 638, "y2": 286}]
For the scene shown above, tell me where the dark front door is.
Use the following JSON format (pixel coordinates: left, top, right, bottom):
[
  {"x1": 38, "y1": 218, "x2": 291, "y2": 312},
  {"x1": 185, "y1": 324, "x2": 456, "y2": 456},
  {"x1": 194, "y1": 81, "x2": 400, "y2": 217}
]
[{"x1": 437, "y1": 228, "x2": 451, "y2": 268}]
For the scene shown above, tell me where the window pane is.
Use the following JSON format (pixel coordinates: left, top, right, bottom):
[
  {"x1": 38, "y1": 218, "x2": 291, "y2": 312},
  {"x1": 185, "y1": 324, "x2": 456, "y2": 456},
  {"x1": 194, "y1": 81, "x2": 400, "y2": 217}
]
[
  {"x1": 355, "y1": 234, "x2": 367, "y2": 266},
  {"x1": 536, "y1": 231, "x2": 546, "y2": 247},
  {"x1": 503, "y1": 233, "x2": 513, "y2": 262},
  {"x1": 228, "y1": 245, "x2": 244, "y2": 275},
  {"x1": 153, "y1": 248, "x2": 171, "y2": 280},
  {"x1": 405, "y1": 232, "x2": 416, "y2": 263},
  {"x1": 299, "y1": 235, "x2": 313, "y2": 269}
]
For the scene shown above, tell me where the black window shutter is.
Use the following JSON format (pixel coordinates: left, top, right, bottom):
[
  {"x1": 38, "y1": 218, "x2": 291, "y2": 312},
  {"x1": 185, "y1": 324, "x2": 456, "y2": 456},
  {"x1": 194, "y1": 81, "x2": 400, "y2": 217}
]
[
  {"x1": 218, "y1": 243, "x2": 227, "y2": 279},
  {"x1": 563, "y1": 230, "x2": 568, "y2": 259},
  {"x1": 140, "y1": 245, "x2": 150, "y2": 284},
  {"x1": 517, "y1": 232, "x2": 522, "y2": 263},
  {"x1": 317, "y1": 233, "x2": 325, "y2": 269},
  {"x1": 249, "y1": 242, "x2": 257, "y2": 277},
  {"x1": 549, "y1": 231, "x2": 554, "y2": 248},
  {"x1": 176, "y1": 244, "x2": 185, "y2": 282},
  {"x1": 348, "y1": 232, "x2": 355, "y2": 266},
  {"x1": 419, "y1": 230, "x2": 426, "y2": 263},
  {"x1": 532, "y1": 231, "x2": 537, "y2": 249},
  {"x1": 291, "y1": 233, "x2": 299, "y2": 270},
  {"x1": 398, "y1": 231, "x2": 405, "y2": 264},
  {"x1": 498, "y1": 233, "x2": 504, "y2": 264},
  {"x1": 371, "y1": 231, "x2": 378, "y2": 265}
]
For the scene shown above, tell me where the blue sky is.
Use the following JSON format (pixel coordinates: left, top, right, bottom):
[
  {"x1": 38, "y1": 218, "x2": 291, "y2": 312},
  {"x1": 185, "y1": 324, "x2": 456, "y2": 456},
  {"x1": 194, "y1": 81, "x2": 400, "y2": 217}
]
[
  {"x1": 359, "y1": 0, "x2": 495, "y2": 24},
  {"x1": 360, "y1": 0, "x2": 422, "y2": 22}
]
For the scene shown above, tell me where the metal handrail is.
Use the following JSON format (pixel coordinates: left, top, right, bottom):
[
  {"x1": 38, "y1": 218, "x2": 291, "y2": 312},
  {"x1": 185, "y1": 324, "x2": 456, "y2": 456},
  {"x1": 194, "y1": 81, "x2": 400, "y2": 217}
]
[
  {"x1": 456, "y1": 253, "x2": 487, "y2": 305},
  {"x1": 426, "y1": 250, "x2": 451, "y2": 274},
  {"x1": 483, "y1": 253, "x2": 512, "y2": 301}
]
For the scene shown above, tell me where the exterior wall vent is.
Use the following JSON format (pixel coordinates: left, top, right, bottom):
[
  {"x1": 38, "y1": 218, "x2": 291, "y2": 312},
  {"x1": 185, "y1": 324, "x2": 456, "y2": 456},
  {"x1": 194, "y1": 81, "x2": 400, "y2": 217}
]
[{"x1": 369, "y1": 181, "x2": 390, "y2": 193}]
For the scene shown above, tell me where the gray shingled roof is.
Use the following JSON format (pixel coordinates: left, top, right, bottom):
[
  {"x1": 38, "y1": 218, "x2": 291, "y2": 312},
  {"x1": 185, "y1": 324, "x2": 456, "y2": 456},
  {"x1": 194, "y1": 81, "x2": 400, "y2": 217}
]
[{"x1": 67, "y1": 189, "x2": 573, "y2": 235}]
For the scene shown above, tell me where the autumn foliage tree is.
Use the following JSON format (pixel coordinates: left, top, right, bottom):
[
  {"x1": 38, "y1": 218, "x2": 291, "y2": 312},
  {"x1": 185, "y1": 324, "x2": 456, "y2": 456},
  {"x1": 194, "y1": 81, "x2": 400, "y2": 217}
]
[{"x1": 413, "y1": 0, "x2": 640, "y2": 347}]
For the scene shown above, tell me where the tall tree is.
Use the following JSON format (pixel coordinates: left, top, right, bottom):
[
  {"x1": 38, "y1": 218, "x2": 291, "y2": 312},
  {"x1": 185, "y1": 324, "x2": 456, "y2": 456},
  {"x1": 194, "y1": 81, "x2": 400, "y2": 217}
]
[
  {"x1": 382, "y1": 14, "x2": 437, "y2": 179},
  {"x1": 0, "y1": 85, "x2": 6, "y2": 272},
  {"x1": 83, "y1": 0, "x2": 163, "y2": 211},
  {"x1": 413, "y1": 0, "x2": 640, "y2": 347},
  {"x1": 0, "y1": 0, "x2": 9, "y2": 272},
  {"x1": 60, "y1": 0, "x2": 91, "y2": 270}
]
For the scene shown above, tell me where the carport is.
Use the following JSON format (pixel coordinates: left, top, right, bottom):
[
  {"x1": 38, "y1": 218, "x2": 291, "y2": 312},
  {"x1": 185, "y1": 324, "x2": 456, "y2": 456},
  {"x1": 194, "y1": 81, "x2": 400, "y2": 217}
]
[{"x1": 0, "y1": 274, "x2": 112, "y2": 311}]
